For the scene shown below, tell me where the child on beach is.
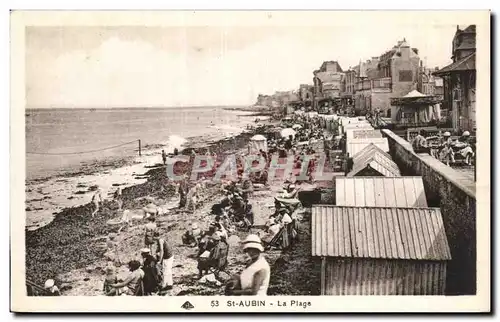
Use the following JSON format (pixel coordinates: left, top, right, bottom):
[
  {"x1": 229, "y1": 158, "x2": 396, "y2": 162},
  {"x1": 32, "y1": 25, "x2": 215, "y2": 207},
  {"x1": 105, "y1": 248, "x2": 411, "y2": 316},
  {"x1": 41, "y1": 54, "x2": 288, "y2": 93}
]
[
  {"x1": 182, "y1": 223, "x2": 201, "y2": 247},
  {"x1": 144, "y1": 216, "x2": 158, "y2": 253},
  {"x1": 105, "y1": 233, "x2": 122, "y2": 266},
  {"x1": 103, "y1": 266, "x2": 120, "y2": 296}
]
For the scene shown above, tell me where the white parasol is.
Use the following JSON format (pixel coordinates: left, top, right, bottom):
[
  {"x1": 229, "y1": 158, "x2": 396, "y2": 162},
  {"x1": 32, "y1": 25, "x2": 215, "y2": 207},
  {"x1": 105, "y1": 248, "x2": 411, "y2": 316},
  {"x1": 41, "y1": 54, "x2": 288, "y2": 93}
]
[
  {"x1": 292, "y1": 124, "x2": 303, "y2": 130},
  {"x1": 250, "y1": 134, "x2": 267, "y2": 141},
  {"x1": 280, "y1": 128, "x2": 296, "y2": 138}
]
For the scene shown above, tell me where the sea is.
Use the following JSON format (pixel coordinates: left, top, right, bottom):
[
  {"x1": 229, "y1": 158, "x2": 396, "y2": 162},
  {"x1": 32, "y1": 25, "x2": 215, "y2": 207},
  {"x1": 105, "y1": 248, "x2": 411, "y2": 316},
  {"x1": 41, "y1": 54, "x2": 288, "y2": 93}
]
[
  {"x1": 25, "y1": 106, "x2": 259, "y2": 181},
  {"x1": 25, "y1": 106, "x2": 261, "y2": 230}
]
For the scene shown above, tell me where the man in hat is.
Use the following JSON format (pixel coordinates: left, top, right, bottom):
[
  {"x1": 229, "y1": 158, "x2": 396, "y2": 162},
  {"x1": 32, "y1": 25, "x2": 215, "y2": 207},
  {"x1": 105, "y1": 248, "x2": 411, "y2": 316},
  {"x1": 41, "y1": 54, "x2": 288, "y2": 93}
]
[
  {"x1": 439, "y1": 131, "x2": 455, "y2": 165},
  {"x1": 140, "y1": 248, "x2": 160, "y2": 295}
]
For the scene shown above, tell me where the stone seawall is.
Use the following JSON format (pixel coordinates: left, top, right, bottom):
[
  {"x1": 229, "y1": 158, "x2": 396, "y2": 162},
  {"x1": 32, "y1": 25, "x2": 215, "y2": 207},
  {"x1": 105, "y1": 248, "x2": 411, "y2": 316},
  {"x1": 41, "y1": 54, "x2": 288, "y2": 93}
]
[{"x1": 381, "y1": 129, "x2": 476, "y2": 295}]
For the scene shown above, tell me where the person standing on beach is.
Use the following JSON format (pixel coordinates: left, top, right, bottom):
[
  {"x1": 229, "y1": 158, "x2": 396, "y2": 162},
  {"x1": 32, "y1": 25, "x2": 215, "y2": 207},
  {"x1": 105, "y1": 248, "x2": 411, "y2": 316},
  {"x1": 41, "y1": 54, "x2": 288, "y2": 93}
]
[
  {"x1": 177, "y1": 177, "x2": 188, "y2": 209},
  {"x1": 91, "y1": 188, "x2": 103, "y2": 217},
  {"x1": 155, "y1": 232, "x2": 174, "y2": 291},
  {"x1": 114, "y1": 187, "x2": 123, "y2": 211},
  {"x1": 140, "y1": 248, "x2": 161, "y2": 295},
  {"x1": 161, "y1": 149, "x2": 167, "y2": 165},
  {"x1": 285, "y1": 135, "x2": 293, "y2": 151}
]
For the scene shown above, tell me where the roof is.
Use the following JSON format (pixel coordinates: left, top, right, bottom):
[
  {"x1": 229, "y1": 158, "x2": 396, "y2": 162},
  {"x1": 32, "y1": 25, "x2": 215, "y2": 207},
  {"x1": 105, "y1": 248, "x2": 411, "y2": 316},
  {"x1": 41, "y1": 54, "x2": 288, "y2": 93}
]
[
  {"x1": 316, "y1": 71, "x2": 343, "y2": 84},
  {"x1": 348, "y1": 153, "x2": 401, "y2": 177},
  {"x1": 463, "y1": 25, "x2": 476, "y2": 33},
  {"x1": 455, "y1": 38, "x2": 476, "y2": 51},
  {"x1": 404, "y1": 90, "x2": 426, "y2": 98},
  {"x1": 320, "y1": 61, "x2": 344, "y2": 73},
  {"x1": 311, "y1": 205, "x2": 452, "y2": 261},
  {"x1": 348, "y1": 144, "x2": 401, "y2": 177},
  {"x1": 346, "y1": 138, "x2": 389, "y2": 157},
  {"x1": 351, "y1": 143, "x2": 392, "y2": 161},
  {"x1": 250, "y1": 134, "x2": 267, "y2": 141},
  {"x1": 390, "y1": 95, "x2": 442, "y2": 106},
  {"x1": 335, "y1": 177, "x2": 428, "y2": 207},
  {"x1": 433, "y1": 52, "x2": 476, "y2": 75},
  {"x1": 346, "y1": 130, "x2": 383, "y2": 140}
]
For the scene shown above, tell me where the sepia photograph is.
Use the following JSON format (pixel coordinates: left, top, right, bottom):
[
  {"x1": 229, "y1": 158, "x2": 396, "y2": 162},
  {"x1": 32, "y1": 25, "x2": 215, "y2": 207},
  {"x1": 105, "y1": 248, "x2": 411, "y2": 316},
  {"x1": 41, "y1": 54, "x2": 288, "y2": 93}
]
[{"x1": 10, "y1": 10, "x2": 490, "y2": 312}]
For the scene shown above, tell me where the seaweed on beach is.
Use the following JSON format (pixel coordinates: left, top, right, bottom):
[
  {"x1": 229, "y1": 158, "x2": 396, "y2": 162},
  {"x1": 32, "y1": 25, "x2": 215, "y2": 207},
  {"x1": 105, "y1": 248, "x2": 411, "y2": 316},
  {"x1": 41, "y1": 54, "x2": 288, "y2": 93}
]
[{"x1": 25, "y1": 129, "x2": 265, "y2": 287}]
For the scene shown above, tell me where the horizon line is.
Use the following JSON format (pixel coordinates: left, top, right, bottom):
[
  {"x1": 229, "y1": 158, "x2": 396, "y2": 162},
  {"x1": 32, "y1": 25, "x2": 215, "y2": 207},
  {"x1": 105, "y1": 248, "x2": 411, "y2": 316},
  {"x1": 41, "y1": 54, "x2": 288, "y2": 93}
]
[{"x1": 25, "y1": 104, "x2": 254, "y2": 110}]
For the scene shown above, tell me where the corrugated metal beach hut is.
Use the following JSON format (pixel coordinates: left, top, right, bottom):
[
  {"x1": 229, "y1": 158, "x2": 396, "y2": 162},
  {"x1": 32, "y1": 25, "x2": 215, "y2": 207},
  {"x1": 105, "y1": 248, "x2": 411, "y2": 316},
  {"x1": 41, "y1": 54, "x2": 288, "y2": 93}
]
[
  {"x1": 346, "y1": 137, "x2": 389, "y2": 158},
  {"x1": 345, "y1": 129, "x2": 383, "y2": 140},
  {"x1": 335, "y1": 177, "x2": 428, "y2": 207},
  {"x1": 311, "y1": 205, "x2": 451, "y2": 295},
  {"x1": 347, "y1": 144, "x2": 401, "y2": 177}
]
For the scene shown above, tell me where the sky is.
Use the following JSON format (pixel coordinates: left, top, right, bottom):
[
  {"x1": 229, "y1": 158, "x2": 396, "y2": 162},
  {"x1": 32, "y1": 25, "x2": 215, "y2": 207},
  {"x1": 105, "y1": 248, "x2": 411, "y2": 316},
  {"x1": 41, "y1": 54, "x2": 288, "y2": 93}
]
[{"x1": 26, "y1": 24, "x2": 463, "y2": 108}]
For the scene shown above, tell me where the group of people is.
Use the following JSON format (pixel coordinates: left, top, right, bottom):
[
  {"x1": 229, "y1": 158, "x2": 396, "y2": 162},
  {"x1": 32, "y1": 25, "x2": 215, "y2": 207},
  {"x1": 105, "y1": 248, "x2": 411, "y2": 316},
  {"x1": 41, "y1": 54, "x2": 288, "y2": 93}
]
[
  {"x1": 39, "y1": 114, "x2": 330, "y2": 297},
  {"x1": 412, "y1": 129, "x2": 474, "y2": 166},
  {"x1": 100, "y1": 213, "x2": 175, "y2": 296}
]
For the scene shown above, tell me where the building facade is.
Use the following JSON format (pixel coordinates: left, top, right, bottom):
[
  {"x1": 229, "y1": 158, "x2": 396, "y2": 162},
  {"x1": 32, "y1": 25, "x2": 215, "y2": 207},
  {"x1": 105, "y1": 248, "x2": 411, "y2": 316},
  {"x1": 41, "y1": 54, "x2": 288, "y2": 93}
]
[
  {"x1": 298, "y1": 84, "x2": 314, "y2": 104},
  {"x1": 313, "y1": 61, "x2": 345, "y2": 108},
  {"x1": 354, "y1": 39, "x2": 421, "y2": 117},
  {"x1": 434, "y1": 25, "x2": 476, "y2": 132},
  {"x1": 418, "y1": 66, "x2": 444, "y2": 98}
]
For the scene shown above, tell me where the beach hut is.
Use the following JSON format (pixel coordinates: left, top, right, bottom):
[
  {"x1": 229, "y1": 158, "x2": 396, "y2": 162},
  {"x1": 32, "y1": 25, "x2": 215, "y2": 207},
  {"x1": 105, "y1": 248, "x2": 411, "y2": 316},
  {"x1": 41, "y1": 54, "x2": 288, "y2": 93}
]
[
  {"x1": 347, "y1": 144, "x2": 401, "y2": 177},
  {"x1": 248, "y1": 134, "x2": 268, "y2": 154},
  {"x1": 346, "y1": 137, "x2": 389, "y2": 158},
  {"x1": 335, "y1": 177, "x2": 428, "y2": 207},
  {"x1": 345, "y1": 129, "x2": 383, "y2": 140},
  {"x1": 311, "y1": 205, "x2": 451, "y2": 295}
]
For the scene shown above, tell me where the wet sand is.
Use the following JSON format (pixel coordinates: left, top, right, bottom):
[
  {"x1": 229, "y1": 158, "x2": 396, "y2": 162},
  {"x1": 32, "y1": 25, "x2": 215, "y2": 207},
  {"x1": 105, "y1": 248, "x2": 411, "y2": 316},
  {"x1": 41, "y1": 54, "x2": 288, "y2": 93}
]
[{"x1": 25, "y1": 117, "x2": 268, "y2": 231}]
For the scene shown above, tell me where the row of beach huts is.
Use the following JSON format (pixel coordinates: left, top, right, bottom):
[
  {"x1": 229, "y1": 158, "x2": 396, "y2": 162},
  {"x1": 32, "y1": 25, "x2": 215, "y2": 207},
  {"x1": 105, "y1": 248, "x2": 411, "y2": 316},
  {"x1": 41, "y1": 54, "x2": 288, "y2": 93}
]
[{"x1": 309, "y1": 115, "x2": 452, "y2": 295}]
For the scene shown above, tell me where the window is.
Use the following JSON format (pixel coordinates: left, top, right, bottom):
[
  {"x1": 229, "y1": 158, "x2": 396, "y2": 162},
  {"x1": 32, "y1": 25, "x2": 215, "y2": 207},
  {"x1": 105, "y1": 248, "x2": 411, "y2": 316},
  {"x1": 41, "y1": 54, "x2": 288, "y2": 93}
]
[{"x1": 399, "y1": 70, "x2": 413, "y2": 82}]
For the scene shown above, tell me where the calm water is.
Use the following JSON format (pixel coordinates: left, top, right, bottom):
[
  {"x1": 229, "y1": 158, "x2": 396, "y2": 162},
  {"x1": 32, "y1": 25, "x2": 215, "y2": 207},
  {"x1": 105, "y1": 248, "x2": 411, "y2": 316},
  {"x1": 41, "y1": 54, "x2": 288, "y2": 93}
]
[{"x1": 25, "y1": 107, "x2": 251, "y2": 181}]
